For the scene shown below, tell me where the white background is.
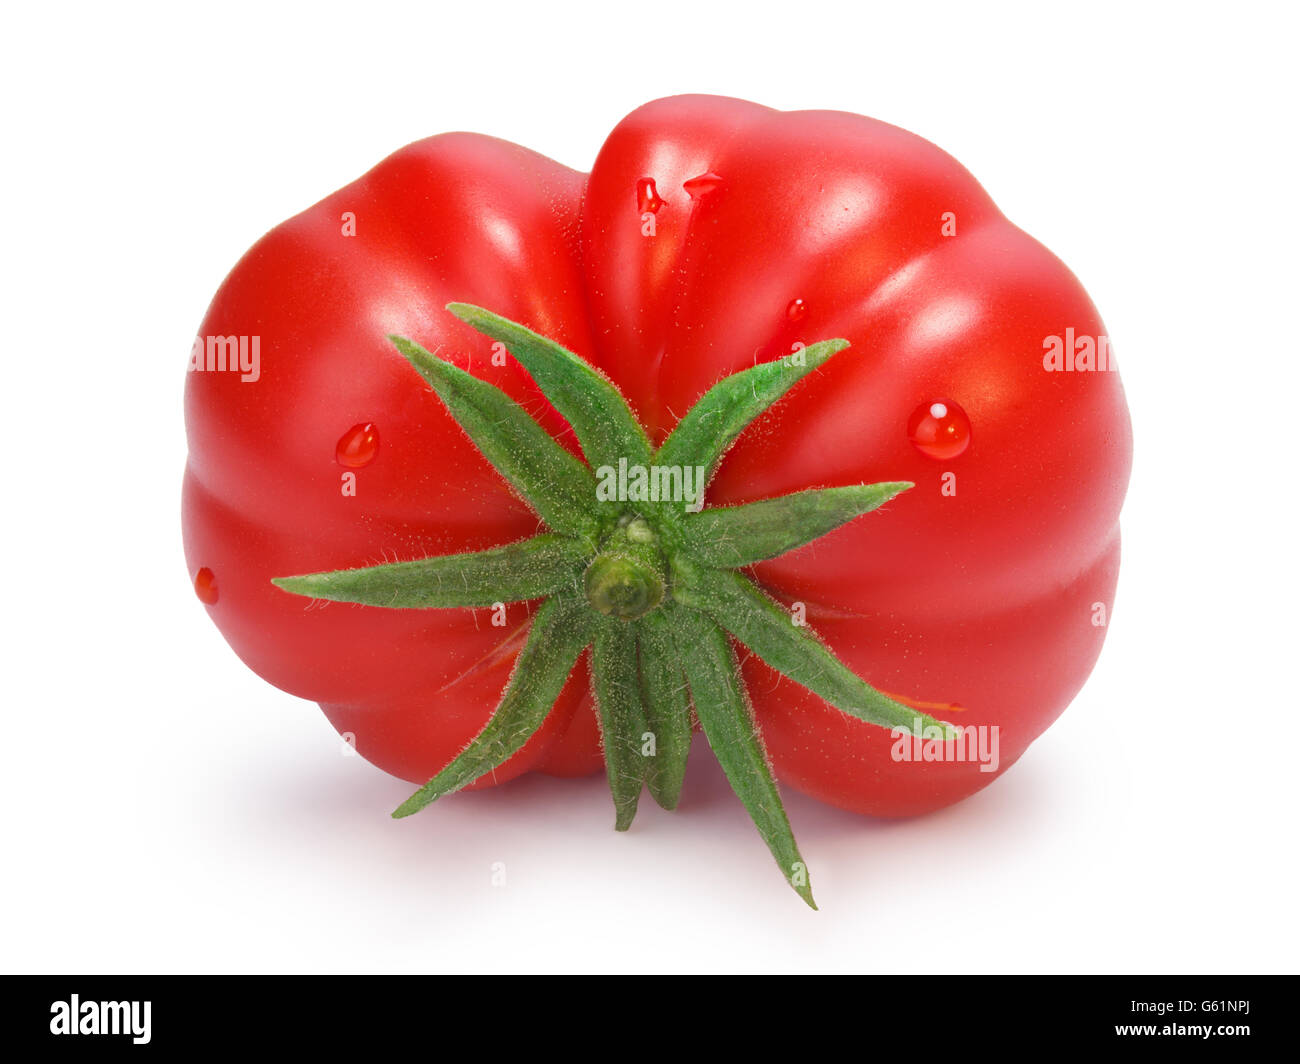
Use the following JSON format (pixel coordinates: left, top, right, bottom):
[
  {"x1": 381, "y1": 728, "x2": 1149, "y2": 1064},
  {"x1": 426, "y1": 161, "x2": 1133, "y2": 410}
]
[{"x1": 2, "y1": 1, "x2": 1296, "y2": 974}]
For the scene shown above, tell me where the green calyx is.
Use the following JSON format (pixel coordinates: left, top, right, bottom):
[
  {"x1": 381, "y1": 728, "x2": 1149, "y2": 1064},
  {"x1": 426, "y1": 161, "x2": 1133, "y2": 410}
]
[{"x1": 275, "y1": 303, "x2": 956, "y2": 908}]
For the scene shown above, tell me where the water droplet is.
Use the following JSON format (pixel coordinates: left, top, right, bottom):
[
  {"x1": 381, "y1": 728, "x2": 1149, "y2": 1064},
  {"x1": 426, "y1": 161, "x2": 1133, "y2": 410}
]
[
  {"x1": 636, "y1": 178, "x2": 664, "y2": 214},
  {"x1": 907, "y1": 399, "x2": 971, "y2": 460},
  {"x1": 194, "y1": 567, "x2": 219, "y2": 605},
  {"x1": 336, "y1": 422, "x2": 379, "y2": 468},
  {"x1": 682, "y1": 172, "x2": 722, "y2": 199},
  {"x1": 786, "y1": 298, "x2": 808, "y2": 322}
]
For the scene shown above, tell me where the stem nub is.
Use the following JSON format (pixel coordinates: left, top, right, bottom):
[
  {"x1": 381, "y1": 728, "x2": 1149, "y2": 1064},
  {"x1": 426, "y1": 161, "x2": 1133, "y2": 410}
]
[{"x1": 584, "y1": 516, "x2": 666, "y2": 620}]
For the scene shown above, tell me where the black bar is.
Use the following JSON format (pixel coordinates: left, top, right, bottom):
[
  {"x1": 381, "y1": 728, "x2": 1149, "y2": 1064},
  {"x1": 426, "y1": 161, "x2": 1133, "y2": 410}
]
[{"x1": 1, "y1": 975, "x2": 1292, "y2": 1052}]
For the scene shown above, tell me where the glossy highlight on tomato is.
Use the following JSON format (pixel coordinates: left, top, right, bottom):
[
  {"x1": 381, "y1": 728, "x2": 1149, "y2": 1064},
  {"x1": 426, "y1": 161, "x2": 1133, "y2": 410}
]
[{"x1": 183, "y1": 95, "x2": 1131, "y2": 875}]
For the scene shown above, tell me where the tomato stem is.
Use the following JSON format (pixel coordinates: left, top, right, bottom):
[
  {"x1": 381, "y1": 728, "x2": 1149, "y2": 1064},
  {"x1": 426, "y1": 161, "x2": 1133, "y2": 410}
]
[{"x1": 584, "y1": 515, "x2": 666, "y2": 620}]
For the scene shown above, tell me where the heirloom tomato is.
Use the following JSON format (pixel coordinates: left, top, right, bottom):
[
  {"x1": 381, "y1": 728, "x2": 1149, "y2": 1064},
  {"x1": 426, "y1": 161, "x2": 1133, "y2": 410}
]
[{"x1": 183, "y1": 96, "x2": 1131, "y2": 904}]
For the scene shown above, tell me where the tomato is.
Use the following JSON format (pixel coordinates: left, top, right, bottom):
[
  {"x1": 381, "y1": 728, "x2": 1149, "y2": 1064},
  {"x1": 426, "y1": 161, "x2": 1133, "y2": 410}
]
[{"x1": 184, "y1": 95, "x2": 1130, "y2": 903}]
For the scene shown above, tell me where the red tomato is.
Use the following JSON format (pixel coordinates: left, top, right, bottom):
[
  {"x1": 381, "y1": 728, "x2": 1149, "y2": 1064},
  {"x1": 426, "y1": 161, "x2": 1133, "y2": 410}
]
[{"x1": 184, "y1": 95, "x2": 1130, "y2": 822}]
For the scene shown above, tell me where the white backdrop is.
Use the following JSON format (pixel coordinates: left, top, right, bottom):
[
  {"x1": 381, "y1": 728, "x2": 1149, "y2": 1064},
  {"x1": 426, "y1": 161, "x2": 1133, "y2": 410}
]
[{"x1": 2, "y1": 0, "x2": 1295, "y2": 973}]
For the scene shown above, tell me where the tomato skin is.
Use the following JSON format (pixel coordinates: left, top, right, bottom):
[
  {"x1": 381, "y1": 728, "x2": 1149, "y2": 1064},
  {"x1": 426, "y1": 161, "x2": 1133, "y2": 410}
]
[{"x1": 184, "y1": 96, "x2": 1131, "y2": 815}]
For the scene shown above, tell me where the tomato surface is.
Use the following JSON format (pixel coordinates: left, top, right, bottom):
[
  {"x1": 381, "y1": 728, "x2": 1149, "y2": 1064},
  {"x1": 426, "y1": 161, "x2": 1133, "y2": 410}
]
[{"x1": 183, "y1": 95, "x2": 1130, "y2": 817}]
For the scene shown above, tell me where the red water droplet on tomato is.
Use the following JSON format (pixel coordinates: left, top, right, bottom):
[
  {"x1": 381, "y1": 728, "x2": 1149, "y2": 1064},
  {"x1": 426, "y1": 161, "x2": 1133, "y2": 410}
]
[
  {"x1": 194, "y1": 567, "x2": 219, "y2": 605},
  {"x1": 682, "y1": 172, "x2": 722, "y2": 199},
  {"x1": 336, "y1": 422, "x2": 379, "y2": 468},
  {"x1": 636, "y1": 178, "x2": 664, "y2": 214},
  {"x1": 907, "y1": 399, "x2": 971, "y2": 460},
  {"x1": 786, "y1": 298, "x2": 808, "y2": 322}
]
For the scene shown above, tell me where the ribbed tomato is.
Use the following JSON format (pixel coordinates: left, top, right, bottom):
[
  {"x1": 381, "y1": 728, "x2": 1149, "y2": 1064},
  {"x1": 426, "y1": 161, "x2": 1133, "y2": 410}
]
[{"x1": 184, "y1": 94, "x2": 1130, "y2": 844}]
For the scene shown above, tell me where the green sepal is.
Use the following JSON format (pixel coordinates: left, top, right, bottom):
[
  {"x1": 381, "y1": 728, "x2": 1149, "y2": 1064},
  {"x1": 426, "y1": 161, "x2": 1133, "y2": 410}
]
[
  {"x1": 675, "y1": 564, "x2": 959, "y2": 738},
  {"x1": 655, "y1": 338, "x2": 850, "y2": 485},
  {"x1": 682, "y1": 482, "x2": 914, "y2": 568},
  {"x1": 273, "y1": 534, "x2": 587, "y2": 608},
  {"x1": 446, "y1": 303, "x2": 652, "y2": 473},
  {"x1": 590, "y1": 616, "x2": 650, "y2": 830},
  {"x1": 635, "y1": 610, "x2": 693, "y2": 811},
  {"x1": 389, "y1": 335, "x2": 598, "y2": 541},
  {"x1": 670, "y1": 602, "x2": 816, "y2": 909},
  {"x1": 392, "y1": 595, "x2": 594, "y2": 818}
]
